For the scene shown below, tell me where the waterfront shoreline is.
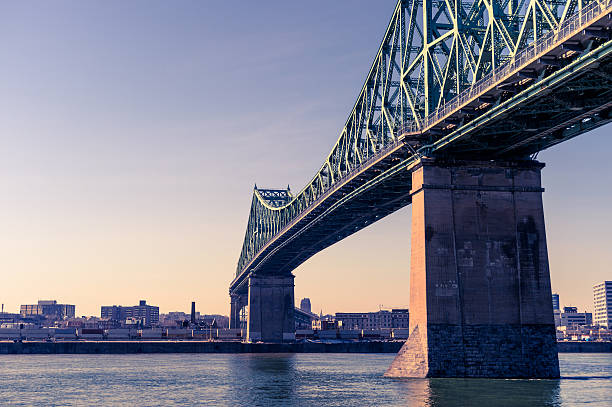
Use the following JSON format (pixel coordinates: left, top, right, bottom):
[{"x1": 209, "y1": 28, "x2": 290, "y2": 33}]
[
  {"x1": 1, "y1": 340, "x2": 610, "y2": 354},
  {"x1": 0, "y1": 341, "x2": 403, "y2": 354}
]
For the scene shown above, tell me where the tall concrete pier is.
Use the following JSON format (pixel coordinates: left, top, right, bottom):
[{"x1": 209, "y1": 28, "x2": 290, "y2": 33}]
[
  {"x1": 385, "y1": 159, "x2": 559, "y2": 378},
  {"x1": 246, "y1": 274, "x2": 295, "y2": 342}
]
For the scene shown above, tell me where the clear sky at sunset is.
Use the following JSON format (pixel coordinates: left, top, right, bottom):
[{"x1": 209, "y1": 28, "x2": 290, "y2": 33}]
[{"x1": 1, "y1": 1, "x2": 610, "y2": 317}]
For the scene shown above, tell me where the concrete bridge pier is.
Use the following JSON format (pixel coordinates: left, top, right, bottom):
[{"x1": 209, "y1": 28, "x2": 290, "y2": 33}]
[
  {"x1": 246, "y1": 274, "x2": 295, "y2": 342},
  {"x1": 385, "y1": 159, "x2": 559, "y2": 378},
  {"x1": 229, "y1": 294, "x2": 247, "y2": 330}
]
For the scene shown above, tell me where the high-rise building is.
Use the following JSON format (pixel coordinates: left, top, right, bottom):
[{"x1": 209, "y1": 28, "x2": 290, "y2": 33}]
[
  {"x1": 552, "y1": 293, "x2": 560, "y2": 311},
  {"x1": 20, "y1": 300, "x2": 75, "y2": 319},
  {"x1": 101, "y1": 300, "x2": 159, "y2": 326},
  {"x1": 300, "y1": 298, "x2": 311, "y2": 314},
  {"x1": 593, "y1": 281, "x2": 612, "y2": 328}
]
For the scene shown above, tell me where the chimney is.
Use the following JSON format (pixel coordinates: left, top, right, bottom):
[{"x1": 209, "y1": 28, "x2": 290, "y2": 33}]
[{"x1": 190, "y1": 301, "x2": 196, "y2": 325}]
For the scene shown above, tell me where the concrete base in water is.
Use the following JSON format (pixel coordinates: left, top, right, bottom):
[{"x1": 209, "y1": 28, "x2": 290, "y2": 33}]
[
  {"x1": 247, "y1": 274, "x2": 295, "y2": 342},
  {"x1": 385, "y1": 159, "x2": 560, "y2": 378}
]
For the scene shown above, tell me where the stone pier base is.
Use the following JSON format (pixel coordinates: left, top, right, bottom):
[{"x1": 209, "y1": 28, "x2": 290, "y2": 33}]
[
  {"x1": 246, "y1": 274, "x2": 295, "y2": 342},
  {"x1": 385, "y1": 159, "x2": 559, "y2": 378}
]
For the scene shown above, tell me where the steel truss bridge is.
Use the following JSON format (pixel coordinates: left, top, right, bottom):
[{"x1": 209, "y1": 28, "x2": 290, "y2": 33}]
[{"x1": 231, "y1": 0, "x2": 612, "y2": 294}]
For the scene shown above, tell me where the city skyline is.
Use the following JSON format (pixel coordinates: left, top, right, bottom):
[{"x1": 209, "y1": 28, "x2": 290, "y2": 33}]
[
  {"x1": 1, "y1": 0, "x2": 611, "y2": 317},
  {"x1": 2, "y1": 282, "x2": 601, "y2": 318}
]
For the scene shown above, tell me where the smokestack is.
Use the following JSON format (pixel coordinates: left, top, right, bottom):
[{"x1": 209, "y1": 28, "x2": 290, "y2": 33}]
[{"x1": 190, "y1": 301, "x2": 196, "y2": 325}]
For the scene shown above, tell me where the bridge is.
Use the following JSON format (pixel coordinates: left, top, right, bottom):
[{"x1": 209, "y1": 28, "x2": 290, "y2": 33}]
[{"x1": 229, "y1": 0, "x2": 612, "y2": 378}]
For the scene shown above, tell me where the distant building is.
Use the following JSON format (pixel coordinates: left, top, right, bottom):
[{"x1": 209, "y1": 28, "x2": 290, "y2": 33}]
[
  {"x1": 162, "y1": 312, "x2": 195, "y2": 321},
  {"x1": 20, "y1": 300, "x2": 75, "y2": 319},
  {"x1": 130, "y1": 300, "x2": 159, "y2": 325},
  {"x1": 559, "y1": 306, "x2": 592, "y2": 327},
  {"x1": 335, "y1": 312, "x2": 367, "y2": 330},
  {"x1": 312, "y1": 314, "x2": 334, "y2": 330},
  {"x1": 552, "y1": 293, "x2": 560, "y2": 311},
  {"x1": 101, "y1": 300, "x2": 159, "y2": 326},
  {"x1": 300, "y1": 298, "x2": 312, "y2": 314},
  {"x1": 554, "y1": 309, "x2": 561, "y2": 327},
  {"x1": 335, "y1": 309, "x2": 409, "y2": 330},
  {"x1": 101, "y1": 305, "x2": 127, "y2": 321},
  {"x1": 593, "y1": 281, "x2": 612, "y2": 328},
  {"x1": 556, "y1": 325, "x2": 612, "y2": 341},
  {"x1": 0, "y1": 312, "x2": 20, "y2": 323},
  {"x1": 320, "y1": 319, "x2": 339, "y2": 330}
]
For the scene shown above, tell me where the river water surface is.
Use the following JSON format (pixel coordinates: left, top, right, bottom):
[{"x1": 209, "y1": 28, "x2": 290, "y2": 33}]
[{"x1": 0, "y1": 353, "x2": 610, "y2": 406}]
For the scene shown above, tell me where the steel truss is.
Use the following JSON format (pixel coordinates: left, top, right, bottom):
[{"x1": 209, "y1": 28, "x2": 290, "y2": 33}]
[{"x1": 234, "y1": 0, "x2": 612, "y2": 283}]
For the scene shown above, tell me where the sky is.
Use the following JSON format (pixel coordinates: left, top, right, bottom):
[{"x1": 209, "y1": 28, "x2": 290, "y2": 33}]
[{"x1": 0, "y1": 1, "x2": 610, "y2": 317}]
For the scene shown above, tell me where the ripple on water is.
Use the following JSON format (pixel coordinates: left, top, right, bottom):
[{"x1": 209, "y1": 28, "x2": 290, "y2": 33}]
[{"x1": 0, "y1": 353, "x2": 610, "y2": 406}]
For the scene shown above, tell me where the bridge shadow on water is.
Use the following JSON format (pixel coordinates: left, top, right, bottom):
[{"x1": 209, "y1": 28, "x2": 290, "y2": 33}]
[
  {"x1": 228, "y1": 354, "x2": 299, "y2": 405},
  {"x1": 391, "y1": 377, "x2": 562, "y2": 407},
  {"x1": 224, "y1": 353, "x2": 570, "y2": 407}
]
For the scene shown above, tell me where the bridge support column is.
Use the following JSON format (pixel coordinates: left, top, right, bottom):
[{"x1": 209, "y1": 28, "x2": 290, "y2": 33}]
[
  {"x1": 246, "y1": 274, "x2": 295, "y2": 342},
  {"x1": 229, "y1": 294, "x2": 245, "y2": 330},
  {"x1": 385, "y1": 159, "x2": 559, "y2": 378}
]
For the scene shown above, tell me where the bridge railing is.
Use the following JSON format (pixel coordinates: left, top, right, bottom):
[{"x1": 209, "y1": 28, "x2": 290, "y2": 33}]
[{"x1": 398, "y1": 0, "x2": 611, "y2": 137}]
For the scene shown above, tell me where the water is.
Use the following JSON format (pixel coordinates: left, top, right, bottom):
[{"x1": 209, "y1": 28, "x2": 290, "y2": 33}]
[{"x1": 0, "y1": 353, "x2": 610, "y2": 406}]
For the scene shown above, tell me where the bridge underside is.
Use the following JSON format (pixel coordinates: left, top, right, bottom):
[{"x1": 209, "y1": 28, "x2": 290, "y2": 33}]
[{"x1": 434, "y1": 35, "x2": 612, "y2": 158}]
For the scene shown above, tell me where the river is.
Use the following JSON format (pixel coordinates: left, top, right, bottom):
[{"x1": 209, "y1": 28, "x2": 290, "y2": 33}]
[{"x1": 0, "y1": 353, "x2": 610, "y2": 406}]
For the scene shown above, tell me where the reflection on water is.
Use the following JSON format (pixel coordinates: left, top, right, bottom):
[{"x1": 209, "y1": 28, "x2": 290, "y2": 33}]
[
  {"x1": 0, "y1": 353, "x2": 609, "y2": 406},
  {"x1": 397, "y1": 377, "x2": 561, "y2": 407},
  {"x1": 230, "y1": 354, "x2": 298, "y2": 405}
]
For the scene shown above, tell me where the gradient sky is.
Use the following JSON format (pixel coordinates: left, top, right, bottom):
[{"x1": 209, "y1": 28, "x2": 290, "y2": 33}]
[{"x1": 1, "y1": 1, "x2": 610, "y2": 317}]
